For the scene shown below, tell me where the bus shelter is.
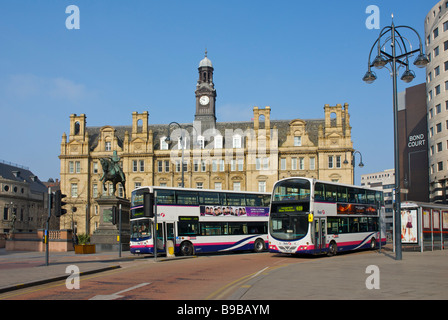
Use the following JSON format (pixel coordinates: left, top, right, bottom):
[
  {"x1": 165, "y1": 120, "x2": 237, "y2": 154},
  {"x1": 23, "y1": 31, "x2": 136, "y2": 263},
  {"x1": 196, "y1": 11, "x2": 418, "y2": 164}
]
[{"x1": 400, "y1": 201, "x2": 448, "y2": 252}]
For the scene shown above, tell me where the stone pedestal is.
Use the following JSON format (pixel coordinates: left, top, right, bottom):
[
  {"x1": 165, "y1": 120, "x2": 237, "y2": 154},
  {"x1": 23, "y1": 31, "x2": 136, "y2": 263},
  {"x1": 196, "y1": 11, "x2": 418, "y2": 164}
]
[{"x1": 91, "y1": 196, "x2": 130, "y2": 252}]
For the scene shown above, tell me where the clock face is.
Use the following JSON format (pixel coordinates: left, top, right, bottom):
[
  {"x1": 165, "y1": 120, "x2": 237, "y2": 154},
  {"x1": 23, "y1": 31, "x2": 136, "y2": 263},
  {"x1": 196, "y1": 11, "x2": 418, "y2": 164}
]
[{"x1": 199, "y1": 96, "x2": 210, "y2": 105}]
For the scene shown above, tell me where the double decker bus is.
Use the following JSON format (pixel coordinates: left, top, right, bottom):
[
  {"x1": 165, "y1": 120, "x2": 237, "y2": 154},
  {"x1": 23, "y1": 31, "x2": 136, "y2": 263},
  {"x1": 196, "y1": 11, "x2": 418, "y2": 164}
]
[
  {"x1": 268, "y1": 177, "x2": 386, "y2": 256},
  {"x1": 130, "y1": 186, "x2": 271, "y2": 256}
]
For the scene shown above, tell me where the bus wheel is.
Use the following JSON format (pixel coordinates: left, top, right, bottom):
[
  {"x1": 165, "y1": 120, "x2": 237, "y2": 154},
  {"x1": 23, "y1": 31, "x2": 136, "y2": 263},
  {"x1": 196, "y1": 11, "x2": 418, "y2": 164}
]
[
  {"x1": 253, "y1": 238, "x2": 265, "y2": 253},
  {"x1": 327, "y1": 241, "x2": 337, "y2": 256},
  {"x1": 179, "y1": 241, "x2": 194, "y2": 256},
  {"x1": 370, "y1": 238, "x2": 377, "y2": 250}
]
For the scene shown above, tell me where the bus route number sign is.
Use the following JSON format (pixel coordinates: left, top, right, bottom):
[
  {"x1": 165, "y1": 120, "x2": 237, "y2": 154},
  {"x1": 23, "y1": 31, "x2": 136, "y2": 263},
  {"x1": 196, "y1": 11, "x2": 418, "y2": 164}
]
[
  {"x1": 179, "y1": 216, "x2": 199, "y2": 221},
  {"x1": 278, "y1": 206, "x2": 303, "y2": 213}
]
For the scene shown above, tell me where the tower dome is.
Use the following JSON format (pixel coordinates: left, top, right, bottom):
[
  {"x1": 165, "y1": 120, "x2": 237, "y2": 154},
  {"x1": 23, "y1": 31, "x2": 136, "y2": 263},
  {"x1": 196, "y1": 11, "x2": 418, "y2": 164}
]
[{"x1": 199, "y1": 49, "x2": 213, "y2": 68}]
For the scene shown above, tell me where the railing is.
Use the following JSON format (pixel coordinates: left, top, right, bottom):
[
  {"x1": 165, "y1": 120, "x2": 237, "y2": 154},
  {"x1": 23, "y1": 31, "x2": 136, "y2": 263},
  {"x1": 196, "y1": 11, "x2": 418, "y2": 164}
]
[
  {"x1": 49, "y1": 230, "x2": 61, "y2": 240},
  {"x1": 0, "y1": 159, "x2": 30, "y2": 170}
]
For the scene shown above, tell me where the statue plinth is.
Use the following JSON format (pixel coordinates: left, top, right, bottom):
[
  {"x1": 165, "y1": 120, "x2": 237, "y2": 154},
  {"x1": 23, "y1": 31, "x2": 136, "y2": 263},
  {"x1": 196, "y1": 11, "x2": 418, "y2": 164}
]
[{"x1": 91, "y1": 196, "x2": 130, "y2": 252}]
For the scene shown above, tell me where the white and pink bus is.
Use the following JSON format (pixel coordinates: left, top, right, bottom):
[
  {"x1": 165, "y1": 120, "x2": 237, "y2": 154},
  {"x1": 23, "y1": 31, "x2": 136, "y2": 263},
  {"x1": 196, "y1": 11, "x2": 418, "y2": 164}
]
[
  {"x1": 268, "y1": 177, "x2": 386, "y2": 256},
  {"x1": 130, "y1": 186, "x2": 270, "y2": 256}
]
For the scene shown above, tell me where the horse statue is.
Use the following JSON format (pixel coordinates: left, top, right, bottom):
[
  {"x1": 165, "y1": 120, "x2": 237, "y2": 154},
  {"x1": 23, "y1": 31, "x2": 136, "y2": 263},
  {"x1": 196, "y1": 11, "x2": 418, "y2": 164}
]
[{"x1": 99, "y1": 151, "x2": 126, "y2": 198}]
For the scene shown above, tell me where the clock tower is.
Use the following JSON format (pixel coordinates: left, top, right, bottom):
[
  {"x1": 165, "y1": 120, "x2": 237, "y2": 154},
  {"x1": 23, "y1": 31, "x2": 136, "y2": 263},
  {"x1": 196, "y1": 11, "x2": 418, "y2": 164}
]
[{"x1": 195, "y1": 49, "x2": 217, "y2": 133}]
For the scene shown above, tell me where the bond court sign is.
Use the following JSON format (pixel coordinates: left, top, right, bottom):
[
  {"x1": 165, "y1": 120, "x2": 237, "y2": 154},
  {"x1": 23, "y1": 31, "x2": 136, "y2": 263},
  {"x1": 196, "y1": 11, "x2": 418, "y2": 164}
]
[{"x1": 408, "y1": 134, "x2": 426, "y2": 149}]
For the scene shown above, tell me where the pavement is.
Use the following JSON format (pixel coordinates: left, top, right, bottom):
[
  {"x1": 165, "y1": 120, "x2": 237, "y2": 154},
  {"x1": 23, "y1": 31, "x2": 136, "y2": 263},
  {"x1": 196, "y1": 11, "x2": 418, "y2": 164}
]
[
  {"x1": 227, "y1": 248, "x2": 448, "y2": 300},
  {"x1": 1, "y1": 247, "x2": 447, "y2": 299},
  {"x1": 0, "y1": 248, "x2": 160, "y2": 294}
]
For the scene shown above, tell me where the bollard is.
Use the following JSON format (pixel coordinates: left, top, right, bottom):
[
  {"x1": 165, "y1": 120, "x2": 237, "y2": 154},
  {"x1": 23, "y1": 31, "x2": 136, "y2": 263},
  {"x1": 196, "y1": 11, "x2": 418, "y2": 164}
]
[{"x1": 166, "y1": 240, "x2": 175, "y2": 258}]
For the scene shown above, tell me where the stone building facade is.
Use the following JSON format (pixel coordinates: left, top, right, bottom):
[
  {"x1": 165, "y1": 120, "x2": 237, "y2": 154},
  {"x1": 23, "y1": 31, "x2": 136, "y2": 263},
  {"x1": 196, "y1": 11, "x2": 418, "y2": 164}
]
[
  {"x1": 0, "y1": 161, "x2": 49, "y2": 234},
  {"x1": 59, "y1": 53, "x2": 354, "y2": 234}
]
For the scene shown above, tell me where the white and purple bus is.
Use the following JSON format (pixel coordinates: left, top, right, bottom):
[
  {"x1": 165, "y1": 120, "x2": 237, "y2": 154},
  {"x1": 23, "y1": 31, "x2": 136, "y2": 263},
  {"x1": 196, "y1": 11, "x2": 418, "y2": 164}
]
[
  {"x1": 268, "y1": 177, "x2": 386, "y2": 256},
  {"x1": 130, "y1": 186, "x2": 270, "y2": 256}
]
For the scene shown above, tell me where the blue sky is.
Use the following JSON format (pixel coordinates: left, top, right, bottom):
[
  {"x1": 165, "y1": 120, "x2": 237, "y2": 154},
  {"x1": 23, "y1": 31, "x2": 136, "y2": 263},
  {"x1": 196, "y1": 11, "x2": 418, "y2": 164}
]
[{"x1": 0, "y1": 0, "x2": 436, "y2": 183}]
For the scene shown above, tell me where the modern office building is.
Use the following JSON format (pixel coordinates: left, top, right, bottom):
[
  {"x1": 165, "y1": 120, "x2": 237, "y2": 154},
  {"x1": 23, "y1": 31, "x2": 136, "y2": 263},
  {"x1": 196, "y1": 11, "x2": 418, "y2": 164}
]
[
  {"x1": 360, "y1": 169, "x2": 395, "y2": 235},
  {"x1": 59, "y1": 52, "x2": 355, "y2": 234},
  {"x1": 397, "y1": 83, "x2": 429, "y2": 202},
  {"x1": 425, "y1": 1, "x2": 448, "y2": 203}
]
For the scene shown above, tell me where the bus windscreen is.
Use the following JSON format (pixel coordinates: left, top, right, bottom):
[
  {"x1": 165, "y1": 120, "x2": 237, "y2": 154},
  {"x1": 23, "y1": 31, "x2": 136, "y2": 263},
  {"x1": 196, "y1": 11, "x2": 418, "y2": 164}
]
[{"x1": 273, "y1": 178, "x2": 311, "y2": 202}]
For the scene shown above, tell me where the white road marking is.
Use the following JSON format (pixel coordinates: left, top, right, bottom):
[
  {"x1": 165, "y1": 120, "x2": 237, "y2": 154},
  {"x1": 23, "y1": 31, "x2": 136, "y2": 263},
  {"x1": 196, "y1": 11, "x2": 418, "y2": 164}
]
[
  {"x1": 250, "y1": 267, "x2": 269, "y2": 279},
  {"x1": 89, "y1": 282, "x2": 151, "y2": 300}
]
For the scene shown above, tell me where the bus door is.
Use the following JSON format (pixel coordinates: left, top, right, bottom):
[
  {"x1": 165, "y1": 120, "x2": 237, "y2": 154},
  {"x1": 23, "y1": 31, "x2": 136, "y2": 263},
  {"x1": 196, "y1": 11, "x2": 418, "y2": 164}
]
[
  {"x1": 154, "y1": 222, "x2": 164, "y2": 252},
  {"x1": 155, "y1": 222, "x2": 176, "y2": 253},
  {"x1": 164, "y1": 222, "x2": 175, "y2": 245},
  {"x1": 314, "y1": 218, "x2": 326, "y2": 254}
]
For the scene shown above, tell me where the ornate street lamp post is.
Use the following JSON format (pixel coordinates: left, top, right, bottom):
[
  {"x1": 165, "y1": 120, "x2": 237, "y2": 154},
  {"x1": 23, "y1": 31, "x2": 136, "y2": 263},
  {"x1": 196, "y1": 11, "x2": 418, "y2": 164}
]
[
  {"x1": 344, "y1": 150, "x2": 364, "y2": 185},
  {"x1": 363, "y1": 16, "x2": 429, "y2": 260}
]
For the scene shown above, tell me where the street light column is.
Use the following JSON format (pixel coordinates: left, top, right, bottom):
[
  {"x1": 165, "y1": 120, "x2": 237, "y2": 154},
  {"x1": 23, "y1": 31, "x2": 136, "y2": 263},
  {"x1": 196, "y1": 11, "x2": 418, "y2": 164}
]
[
  {"x1": 346, "y1": 150, "x2": 364, "y2": 185},
  {"x1": 390, "y1": 23, "x2": 402, "y2": 260},
  {"x1": 180, "y1": 133, "x2": 185, "y2": 188},
  {"x1": 363, "y1": 18, "x2": 429, "y2": 260}
]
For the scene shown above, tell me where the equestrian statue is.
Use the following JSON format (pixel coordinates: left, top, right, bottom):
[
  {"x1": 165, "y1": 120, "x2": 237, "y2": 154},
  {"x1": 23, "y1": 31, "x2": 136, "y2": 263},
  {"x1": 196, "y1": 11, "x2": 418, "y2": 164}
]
[{"x1": 99, "y1": 150, "x2": 126, "y2": 198}]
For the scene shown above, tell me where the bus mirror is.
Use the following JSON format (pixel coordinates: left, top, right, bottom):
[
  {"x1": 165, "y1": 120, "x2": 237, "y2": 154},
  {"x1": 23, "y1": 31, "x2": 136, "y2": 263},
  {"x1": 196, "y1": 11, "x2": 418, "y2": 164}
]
[
  {"x1": 308, "y1": 213, "x2": 314, "y2": 222},
  {"x1": 144, "y1": 193, "x2": 154, "y2": 217}
]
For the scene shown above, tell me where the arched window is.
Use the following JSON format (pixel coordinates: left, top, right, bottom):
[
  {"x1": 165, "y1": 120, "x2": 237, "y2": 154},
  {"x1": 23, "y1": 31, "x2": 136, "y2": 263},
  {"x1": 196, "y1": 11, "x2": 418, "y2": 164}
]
[
  {"x1": 137, "y1": 119, "x2": 143, "y2": 133},
  {"x1": 160, "y1": 137, "x2": 169, "y2": 150},
  {"x1": 233, "y1": 135, "x2": 242, "y2": 148},
  {"x1": 330, "y1": 112, "x2": 337, "y2": 127},
  {"x1": 74, "y1": 121, "x2": 80, "y2": 135},
  {"x1": 259, "y1": 115, "x2": 265, "y2": 130},
  {"x1": 197, "y1": 136, "x2": 205, "y2": 149},
  {"x1": 214, "y1": 135, "x2": 223, "y2": 149}
]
